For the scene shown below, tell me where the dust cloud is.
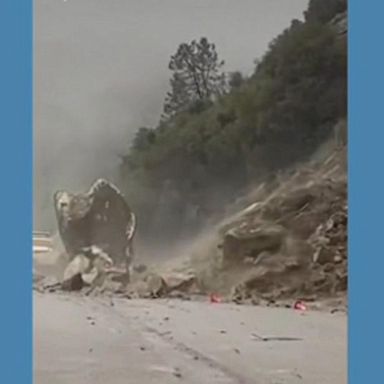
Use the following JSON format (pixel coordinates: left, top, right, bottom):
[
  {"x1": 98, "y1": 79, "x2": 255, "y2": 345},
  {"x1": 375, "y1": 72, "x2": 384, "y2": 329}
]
[{"x1": 34, "y1": 0, "x2": 308, "y2": 231}]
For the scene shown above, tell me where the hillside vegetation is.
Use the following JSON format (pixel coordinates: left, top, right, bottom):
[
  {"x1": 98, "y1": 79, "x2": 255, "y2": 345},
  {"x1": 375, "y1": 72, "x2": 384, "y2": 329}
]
[{"x1": 118, "y1": 0, "x2": 347, "y2": 245}]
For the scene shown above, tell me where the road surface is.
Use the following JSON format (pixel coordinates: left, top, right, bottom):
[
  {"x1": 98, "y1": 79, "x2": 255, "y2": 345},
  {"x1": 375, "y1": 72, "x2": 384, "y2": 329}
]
[{"x1": 34, "y1": 293, "x2": 346, "y2": 384}]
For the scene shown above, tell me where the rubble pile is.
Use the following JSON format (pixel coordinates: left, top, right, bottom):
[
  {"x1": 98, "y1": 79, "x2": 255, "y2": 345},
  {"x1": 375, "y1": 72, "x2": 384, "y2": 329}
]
[
  {"x1": 34, "y1": 148, "x2": 347, "y2": 309},
  {"x1": 33, "y1": 262, "x2": 200, "y2": 300},
  {"x1": 124, "y1": 270, "x2": 200, "y2": 299},
  {"x1": 192, "y1": 148, "x2": 348, "y2": 305},
  {"x1": 308, "y1": 201, "x2": 348, "y2": 293}
]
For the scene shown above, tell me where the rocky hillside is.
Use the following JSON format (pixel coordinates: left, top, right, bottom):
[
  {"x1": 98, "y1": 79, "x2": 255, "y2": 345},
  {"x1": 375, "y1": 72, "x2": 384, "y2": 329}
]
[
  {"x1": 218, "y1": 146, "x2": 347, "y2": 303},
  {"x1": 149, "y1": 140, "x2": 348, "y2": 308}
]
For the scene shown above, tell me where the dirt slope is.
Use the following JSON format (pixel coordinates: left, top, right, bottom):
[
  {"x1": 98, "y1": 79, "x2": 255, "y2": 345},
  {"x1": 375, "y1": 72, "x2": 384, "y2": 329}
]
[{"x1": 149, "y1": 144, "x2": 348, "y2": 308}]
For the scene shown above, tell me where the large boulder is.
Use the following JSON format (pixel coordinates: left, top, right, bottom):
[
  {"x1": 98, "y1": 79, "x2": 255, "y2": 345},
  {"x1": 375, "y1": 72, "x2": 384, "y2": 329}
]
[
  {"x1": 53, "y1": 179, "x2": 136, "y2": 267},
  {"x1": 220, "y1": 224, "x2": 286, "y2": 267}
]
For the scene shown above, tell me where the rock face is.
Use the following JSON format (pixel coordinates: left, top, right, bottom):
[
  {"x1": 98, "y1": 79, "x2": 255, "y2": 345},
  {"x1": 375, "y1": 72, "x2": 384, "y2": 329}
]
[
  {"x1": 53, "y1": 179, "x2": 136, "y2": 268},
  {"x1": 330, "y1": 11, "x2": 347, "y2": 38},
  {"x1": 213, "y1": 148, "x2": 348, "y2": 303}
]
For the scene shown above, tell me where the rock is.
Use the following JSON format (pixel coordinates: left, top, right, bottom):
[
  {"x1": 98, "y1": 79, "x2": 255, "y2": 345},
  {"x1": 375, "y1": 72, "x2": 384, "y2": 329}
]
[
  {"x1": 312, "y1": 275, "x2": 327, "y2": 288},
  {"x1": 145, "y1": 274, "x2": 167, "y2": 298},
  {"x1": 314, "y1": 247, "x2": 334, "y2": 265},
  {"x1": 127, "y1": 270, "x2": 200, "y2": 299},
  {"x1": 323, "y1": 263, "x2": 335, "y2": 273},
  {"x1": 231, "y1": 267, "x2": 282, "y2": 299},
  {"x1": 334, "y1": 254, "x2": 343, "y2": 264},
  {"x1": 60, "y1": 249, "x2": 113, "y2": 292},
  {"x1": 53, "y1": 179, "x2": 137, "y2": 268},
  {"x1": 34, "y1": 276, "x2": 62, "y2": 293},
  {"x1": 61, "y1": 273, "x2": 84, "y2": 291},
  {"x1": 221, "y1": 225, "x2": 286, "y2": 266},
  {"x1": 336, "y1": 274, "x2": 347, "y2": 291},
  {"x1": 63, "y1": 254, "x2": 91, "y2": 282},
  {"x1": 82, "y1": 267, "x2": 99, "y2": 285},
  {"x1": 162, "y1": 271, "x2": 197, "y2": 292}
]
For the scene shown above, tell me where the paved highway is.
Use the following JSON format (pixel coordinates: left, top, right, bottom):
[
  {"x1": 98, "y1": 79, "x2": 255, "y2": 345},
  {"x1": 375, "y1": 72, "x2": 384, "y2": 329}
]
[{"x1": 34, "y1": 293, "x2": 346, "y2": 384}]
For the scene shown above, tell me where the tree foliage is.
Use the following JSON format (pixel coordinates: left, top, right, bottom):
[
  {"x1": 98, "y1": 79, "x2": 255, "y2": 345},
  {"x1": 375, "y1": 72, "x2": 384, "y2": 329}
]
[
  {"x1": 228, "y1": 71, "x2": 245, "y2": 90},
  {"x1": 163, "y1": 37, "x2": 226, "y2": 118}
]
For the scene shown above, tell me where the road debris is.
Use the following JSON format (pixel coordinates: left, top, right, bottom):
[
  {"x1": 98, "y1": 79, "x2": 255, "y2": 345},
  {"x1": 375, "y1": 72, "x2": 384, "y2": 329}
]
[
  {"x1": 172, "y1": 367, "x2": 183, "y2": 378},
  {"x1": 34, "y1": 149, "x2": 346, "y2": 313},
  {"x1": 251, "y1": 333, "x2": 302, "y2": 342}
]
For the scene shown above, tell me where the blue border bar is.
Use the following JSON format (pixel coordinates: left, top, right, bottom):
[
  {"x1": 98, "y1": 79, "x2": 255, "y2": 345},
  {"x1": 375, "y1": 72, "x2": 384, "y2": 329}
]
[
  {"x1": 349, "y1": 1, "x2": 383, "y2": 383},
  {"x1": 0, "y1": 1, "x2": 32, "y2": 382},
  {"x1": 0, "y1": 0, "x2": 381, "y2": 383}
]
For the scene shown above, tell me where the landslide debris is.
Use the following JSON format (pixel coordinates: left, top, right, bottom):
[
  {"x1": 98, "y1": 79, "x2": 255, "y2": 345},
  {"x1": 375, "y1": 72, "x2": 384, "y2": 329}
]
[
  {"x1": 160, "y1": 146, "x2": 348, "y2": 307},
  {"x1": 34, "y1": 147, "x2": 347, "y2": 310}
]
